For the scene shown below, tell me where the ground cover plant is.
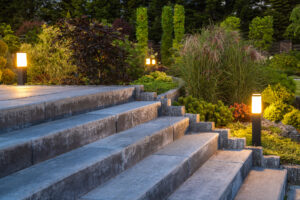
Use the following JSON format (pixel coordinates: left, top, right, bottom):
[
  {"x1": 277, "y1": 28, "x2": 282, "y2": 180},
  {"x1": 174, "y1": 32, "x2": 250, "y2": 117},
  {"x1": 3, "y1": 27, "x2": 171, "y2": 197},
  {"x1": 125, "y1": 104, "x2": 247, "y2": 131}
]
[
  {"x1": 173, "y1": 96, "x2": 234, "y2": 127},
  {"x1": 131, "y1": 71, "x2": 178, "y2": 95},
  {"x1": 228, "y1": 122, "x2": 300, "y2": 165}
]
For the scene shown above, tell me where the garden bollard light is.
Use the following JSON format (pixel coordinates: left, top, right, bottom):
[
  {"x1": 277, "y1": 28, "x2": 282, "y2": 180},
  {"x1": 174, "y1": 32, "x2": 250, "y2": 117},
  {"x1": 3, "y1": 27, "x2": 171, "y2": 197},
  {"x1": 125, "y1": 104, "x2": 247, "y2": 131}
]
[
  {"x1": 16, "y1": 53, "x2": 27, "y2": 85},
  {"x1": 251, "y1": 94, "x2": 262, "y2": 146}
]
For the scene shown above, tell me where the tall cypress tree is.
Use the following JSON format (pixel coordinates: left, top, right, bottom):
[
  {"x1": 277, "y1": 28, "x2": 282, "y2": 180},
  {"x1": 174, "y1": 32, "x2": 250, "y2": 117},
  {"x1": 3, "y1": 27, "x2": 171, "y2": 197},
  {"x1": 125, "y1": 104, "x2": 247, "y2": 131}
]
[
  {"x1": 161, "y1": 5, "x2": 173, "y2": 66},
  {"x1": 136, "y1": 7, "x2": 148, "y2": 58},
  {"x1": 173, "y1": 4, "x2": 185, "y2": 50}
]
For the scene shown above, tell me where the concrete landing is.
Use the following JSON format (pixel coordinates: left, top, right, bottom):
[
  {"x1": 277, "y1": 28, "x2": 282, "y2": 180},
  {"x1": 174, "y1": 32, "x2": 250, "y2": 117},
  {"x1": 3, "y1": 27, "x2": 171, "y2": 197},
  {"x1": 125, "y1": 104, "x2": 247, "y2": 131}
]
[
  {"x1": 235, "y1": 167, "x2": 287, "y2": 200},
  {"x1": 287, "y1": 185, "x2": 300, "y2": 200},
  {"x1": 0, "y1": 85, "x2": 136, "y2": 133}
]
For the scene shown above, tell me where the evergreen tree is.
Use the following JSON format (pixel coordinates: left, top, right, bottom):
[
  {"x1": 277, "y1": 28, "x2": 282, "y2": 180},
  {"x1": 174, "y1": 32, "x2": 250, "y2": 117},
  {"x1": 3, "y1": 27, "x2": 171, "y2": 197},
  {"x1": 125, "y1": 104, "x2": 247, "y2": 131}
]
[
  {"x1": 136, "y1": 7, "x2": 148, "y2": 58},
  {"x1": 161, "y1": 5, "x2": 173, "y2": 66},
  {"x1": 173, "y1": 4, "x2": 185, "y2": 50}
]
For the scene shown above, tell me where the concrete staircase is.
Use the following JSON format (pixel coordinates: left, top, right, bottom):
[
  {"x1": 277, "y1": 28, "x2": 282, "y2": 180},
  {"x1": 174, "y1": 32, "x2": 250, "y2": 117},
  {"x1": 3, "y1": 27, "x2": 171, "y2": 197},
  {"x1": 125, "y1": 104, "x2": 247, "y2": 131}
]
[{"x1": 0, "y1": 85, "x2": 287, "y2": 200}]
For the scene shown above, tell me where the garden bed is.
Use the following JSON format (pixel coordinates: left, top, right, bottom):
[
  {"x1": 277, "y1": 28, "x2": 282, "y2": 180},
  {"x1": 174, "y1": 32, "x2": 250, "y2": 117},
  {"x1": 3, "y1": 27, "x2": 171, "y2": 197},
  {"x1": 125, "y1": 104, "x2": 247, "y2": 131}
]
[{"x1": 227, "y1": 122, "x2": 300, "y2": 165}]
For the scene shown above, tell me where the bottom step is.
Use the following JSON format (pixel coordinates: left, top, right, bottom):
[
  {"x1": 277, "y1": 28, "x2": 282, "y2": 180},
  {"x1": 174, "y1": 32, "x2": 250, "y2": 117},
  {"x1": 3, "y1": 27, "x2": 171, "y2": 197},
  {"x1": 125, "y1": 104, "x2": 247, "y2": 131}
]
[
  {"x1": 287, "y1": 185, "x2": 300, "y2": 200},
  {"x1": 235, "y1": 167, "x2": 287, "y2": 200},
  {"x1": 168, "y1": 150, "x2": 252, "y2": 200},
  {"x1": 80, "y1": 133, "x2": 218, "y2": 200}
]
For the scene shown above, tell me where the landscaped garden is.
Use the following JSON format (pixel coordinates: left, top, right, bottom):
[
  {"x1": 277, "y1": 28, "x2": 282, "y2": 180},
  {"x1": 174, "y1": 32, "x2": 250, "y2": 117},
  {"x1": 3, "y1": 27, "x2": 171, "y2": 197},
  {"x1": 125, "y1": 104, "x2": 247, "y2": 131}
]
[{"x1": 0, "y1": 1, "x2": 300, "y2": 166}]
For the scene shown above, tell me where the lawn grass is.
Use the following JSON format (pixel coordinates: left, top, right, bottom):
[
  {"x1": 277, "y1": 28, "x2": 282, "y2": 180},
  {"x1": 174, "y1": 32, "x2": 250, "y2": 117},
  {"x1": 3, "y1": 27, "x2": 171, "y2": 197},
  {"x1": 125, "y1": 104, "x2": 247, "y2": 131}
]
[{"x1": 227, "y1": 122, "x2": 300, "y2": 165}]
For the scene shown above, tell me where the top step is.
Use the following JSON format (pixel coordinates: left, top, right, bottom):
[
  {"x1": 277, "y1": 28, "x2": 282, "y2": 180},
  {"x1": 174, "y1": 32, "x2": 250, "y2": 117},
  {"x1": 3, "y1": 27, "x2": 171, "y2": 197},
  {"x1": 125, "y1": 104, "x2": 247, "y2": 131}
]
[{"x1": 0, "y1": 85, "x2": 136, "y2": 133}]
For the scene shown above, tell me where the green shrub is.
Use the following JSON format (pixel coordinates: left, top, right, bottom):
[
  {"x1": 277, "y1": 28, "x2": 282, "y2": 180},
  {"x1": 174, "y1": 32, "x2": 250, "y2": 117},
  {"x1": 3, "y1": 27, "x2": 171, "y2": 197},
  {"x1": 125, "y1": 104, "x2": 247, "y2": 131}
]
[
  {"x1": 269, "y1": 53, "x2": 299, "y2": 75},
  {"x1": 284, "y1": 5, "x2": 300, "y2": 41},
  {"x1": 282, "y1": 109, "x2": 300, "y2": 129},
  {"x1": 1, "y1": 68, "x2": 16, "y2": 84},
  {"x1": 173, "y1": 96, "x2": 234, "y2": 127},
  {"x1": 20, "y1": 25, "x2": 77, "y2": 85},
  {"x1": 0, "y1": 40, "x2": 8, "y2": 56},
  {"x1": 262, "y1": 84, "x2": 295, "y2": 105},
  {"x1": 259, "y1": 65, "x2": 296, "y2": 93},
  {"x1": 220, "y1": 16, "x2": 241, "y2": 31},
  {"x1": 136, "y1": 7, "x2": 148, "y2": 58},
  {"x1": 249, "y1": 16, "x2": 274, "y2": 51},
  {"x1": 131, "y1": 71, "x2": 178, "y2": 94},
  {"x1": 161, "y1": 6, "x2": 173, "y2": 66},
  {"x1": 0, "y1": 23, "x2": 20, "y2": 53},
  {"x1": 172, "y1": 26, "x2": 264, "y2": 105},
  {"x1": 228, "y1": 122, "x2": 300, "y2": 164},
  {"x1": 263, "y1": 101, "x2": 293, "y2": 122}
]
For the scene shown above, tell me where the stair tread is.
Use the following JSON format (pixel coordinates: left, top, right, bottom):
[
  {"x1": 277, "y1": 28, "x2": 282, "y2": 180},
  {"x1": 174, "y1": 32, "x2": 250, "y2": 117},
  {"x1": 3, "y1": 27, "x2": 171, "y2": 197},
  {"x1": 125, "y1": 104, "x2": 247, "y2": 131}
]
[
  {"x1": 287, "y1": 185, "x2": 300, "y2": 200},
  {"x1": 0, "y1": 116, "x2": 187, "y2": 200},
  {"x1": 80, "y1": 133, "x2": 218, "y2": 200},
  {"x1": 168, "y1": 150, "x2": 252, "y2": 200},
  {"x1": 0, "y1": 86, "x2": 132, "y2": 109},
  {"x1": 0, "y1": 101, "x2": 159, "y2": 149},
  {"x1": 235, "y1": 167, "x2": 287, "y2": 200}
]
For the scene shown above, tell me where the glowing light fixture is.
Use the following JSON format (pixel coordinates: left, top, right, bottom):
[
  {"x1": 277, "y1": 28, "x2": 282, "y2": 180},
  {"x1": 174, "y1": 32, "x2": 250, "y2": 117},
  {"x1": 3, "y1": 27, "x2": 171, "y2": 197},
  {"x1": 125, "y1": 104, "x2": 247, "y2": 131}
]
[
  {"x1": 17, "y1": 53, "x2": 27, "y2": 67},
  {"x1": 251, "y1": 94, "x2": 262, "y2": 146},
  {"x1": 146, "y1": 58, "x2": 151, "y2": 65},
  {"x1": 151, "y1": 58, "x2": 156, "y2": 65},
  {"x1": 16, "y1": 53, "x2": 27, "y2": 85},
  {"x1": 251, "y1": 94, "x2": 262, "y2": 114}
]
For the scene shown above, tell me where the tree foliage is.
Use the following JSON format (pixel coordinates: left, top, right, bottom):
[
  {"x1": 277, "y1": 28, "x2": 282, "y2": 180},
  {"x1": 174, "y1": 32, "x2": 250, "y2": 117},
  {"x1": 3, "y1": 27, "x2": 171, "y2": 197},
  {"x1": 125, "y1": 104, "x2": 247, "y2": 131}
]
[
  {"x1": 220, "y1": 16, "x2": 241, "y2": 31},
  {"x1": 58, "y1": 17, "x2": 144, "y2": 85},
  {"x1": 285, "y1": 5, "x2": 300, "y2": 41},
  {"x1": 173, "y1": 4, "x2": 185, "y2": 50},
  {"x1": 161, "y1": 6, "x2": 173, "y2": 66},
  {"x1": 136, "y1": 7, "x2": 148, "y2": 58},
  {"x1": 249, "y1": 16, "x2": 274, "y2": 51}
]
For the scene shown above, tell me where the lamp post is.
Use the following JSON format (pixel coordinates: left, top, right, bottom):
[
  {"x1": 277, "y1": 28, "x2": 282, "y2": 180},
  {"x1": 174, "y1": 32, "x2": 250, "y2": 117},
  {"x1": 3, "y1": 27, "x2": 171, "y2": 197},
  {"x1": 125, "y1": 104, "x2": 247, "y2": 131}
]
[
  {"x1": 251, "y1": 94, "x2": 262, "y2": 146},
  {"x1": 16, "y1": 53, "x2": 27, "y2": 85},
  {"x1": 145, "y1": 58, "x2": 151, "y2": 66}
]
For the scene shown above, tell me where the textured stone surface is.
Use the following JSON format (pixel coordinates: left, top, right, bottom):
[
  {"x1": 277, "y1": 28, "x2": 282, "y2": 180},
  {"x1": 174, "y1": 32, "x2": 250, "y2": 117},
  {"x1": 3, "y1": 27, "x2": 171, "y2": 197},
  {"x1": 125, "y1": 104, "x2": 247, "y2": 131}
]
[
  {"x1": 246, "y1": 146, "x2": 263, "y2": 167},
  {"x1": 157, "y1": 88, "x2": 180, "y2": 101},
  {"x1": 137, "y1": 92, "x2": 157, "y2": 101},
  {"x1": 212, "y1": 129, "x2": 229, "y2": 149},
  {"x1": 189, "y1": 122, "x2": 215, "y2": 132},
  {"x1": 168, "y1": 150, "x2": 252, "y2": 200},
  {"x1": 0, "y1": 101, "x2": 160, "y2": 178},
  {"x1": 80, "y1": 133, "x2": 218, "y2": 200},
  {"x1": 235, "y1": 168, "x2": 287, "y2": 200},
  {"x1": 227, "y1": 137, "x2": 246, "y2": 150},
  {"x1": 184, "y1": 113, "x2": 200, "y2": 124},
  {"x1": 262, "y1": 155, "x2": 280, "y2": 168},
  {"x1": 283, "y1": 165, "x2": 300, "y2": 185},
  {"x1": 0, "y1": 86, "x2": 136, "y2": 133},
  {"x1": 287, "y1": 185, "x2": 300, "y2": 200},
  {"x1": 0, "y1": 116, "x2": 188, "y2": 200}
]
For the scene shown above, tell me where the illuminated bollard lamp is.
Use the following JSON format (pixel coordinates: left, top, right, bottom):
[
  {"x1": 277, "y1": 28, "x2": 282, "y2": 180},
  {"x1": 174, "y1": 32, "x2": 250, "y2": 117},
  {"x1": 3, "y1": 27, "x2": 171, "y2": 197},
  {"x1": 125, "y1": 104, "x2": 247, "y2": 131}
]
[
  {"x1": 251, "y1": 94, "x2": 262, "y2": 146},
  {"x1": 16, "y1": 53, "x2": 27, "y2": 85}
]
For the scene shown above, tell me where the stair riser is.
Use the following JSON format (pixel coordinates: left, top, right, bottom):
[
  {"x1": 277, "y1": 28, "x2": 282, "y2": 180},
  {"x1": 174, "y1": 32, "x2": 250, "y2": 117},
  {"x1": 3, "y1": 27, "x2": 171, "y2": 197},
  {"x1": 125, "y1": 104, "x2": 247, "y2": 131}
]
[
  {"x1": 221, "y1": 153, "x2": 253, "y2": 200},
  {"x1": 18, "y1": 120, "x2": 189, "y2": 200},
  {"x1": 0, "y1": 87, "x2": 135, "y2": 133},
  {"x1": 141, "y1": 136, "x2": 218, "y2": 200},
  {"x1": 0, "y1": 104, "x2": 159, "y2": 178}
]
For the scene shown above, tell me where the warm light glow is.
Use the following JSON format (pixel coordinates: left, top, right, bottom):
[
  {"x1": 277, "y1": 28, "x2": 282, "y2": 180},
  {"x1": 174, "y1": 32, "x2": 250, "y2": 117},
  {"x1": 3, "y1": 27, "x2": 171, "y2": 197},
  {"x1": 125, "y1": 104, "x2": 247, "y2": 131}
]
[
  {"x1": 17, "y1": 53, "x2": 27, "y2": 67},
  {"x1": 252, "y1": 94, "x2": 262, "y2": 114},
  {"x1": 151, "y1": 59, "x2": 156, "y2": 65},
  {"x1": 146, "y1": 58, "x2": 151, "y2": 65}
]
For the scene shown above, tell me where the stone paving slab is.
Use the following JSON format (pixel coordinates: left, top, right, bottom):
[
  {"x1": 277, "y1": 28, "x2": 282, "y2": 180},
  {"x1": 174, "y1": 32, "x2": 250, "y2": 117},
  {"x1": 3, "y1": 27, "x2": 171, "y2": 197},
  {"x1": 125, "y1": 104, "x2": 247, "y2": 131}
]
[
  {"x1": 235, "y1": 167, "x2": 287, "y2": 200},
  {"x1": 287, "y1": 185, "x2": 300, "y2": 200},
  {"x1": 0, "y1": 85, "x2": 135, "y2": 133},
  {"x1": 168, "y1": 150, "x2": 252, "y2": 200},
  {"x1": 0, "y1": 116, "x2": 188, "y2": 200},
  {"x1": 80, "y1": 133, "x2": 218, "y2": 200}
]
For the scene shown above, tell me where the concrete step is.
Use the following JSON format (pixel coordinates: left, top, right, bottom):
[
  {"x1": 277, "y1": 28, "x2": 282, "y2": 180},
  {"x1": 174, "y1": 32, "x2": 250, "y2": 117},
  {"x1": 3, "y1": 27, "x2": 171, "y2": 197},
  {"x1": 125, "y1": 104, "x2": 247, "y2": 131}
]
[
  {"x1": 0, "y1": 116, "x2": 189, "y2": 200},
  {"x1": 0, "y1": 86, "x2": 136, "y2": 133},
  {"x1": 168, "y1": 150, "x2": 252, "y2": 200},
  {"x1": 80, "y1": 133, "x2": 218, "y2": 200},
  {"x1": 235, "y1": 168, "x2": 287, "y2": 200},
  {"x1": 0, "y1": 101, "x2": 160, "y2": 178},
  {"x1": 287, "y1": 185, "x2": 300, "y2": 200}
]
